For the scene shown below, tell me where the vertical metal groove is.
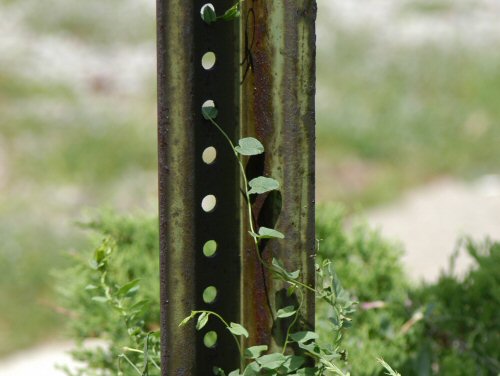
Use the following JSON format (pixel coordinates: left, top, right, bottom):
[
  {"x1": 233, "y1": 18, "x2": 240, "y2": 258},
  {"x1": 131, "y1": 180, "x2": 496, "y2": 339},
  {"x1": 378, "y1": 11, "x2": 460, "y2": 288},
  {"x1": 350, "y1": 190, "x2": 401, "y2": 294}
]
[{"x1": 158, "y1": 1, "x2": 240, "y2": 375}]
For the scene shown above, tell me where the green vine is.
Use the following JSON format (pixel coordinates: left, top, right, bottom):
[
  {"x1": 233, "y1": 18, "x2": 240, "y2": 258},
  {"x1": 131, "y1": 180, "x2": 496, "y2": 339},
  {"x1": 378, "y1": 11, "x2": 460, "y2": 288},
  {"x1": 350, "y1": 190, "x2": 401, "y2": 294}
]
[{"x1": 177, "y1": 102, "x2": 357, "y2": 376}]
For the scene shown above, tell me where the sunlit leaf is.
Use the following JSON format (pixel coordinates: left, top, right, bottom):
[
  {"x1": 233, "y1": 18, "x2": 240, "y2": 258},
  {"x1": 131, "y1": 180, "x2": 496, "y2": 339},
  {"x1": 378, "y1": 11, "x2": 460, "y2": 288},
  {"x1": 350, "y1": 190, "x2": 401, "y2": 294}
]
[
  {"x1": 257, "y1": 353, "x2": 287, "y2": 370},
  {"x1": 227, "y1": 322, "x2": 249, "y2": 338},
  {"x1": 244, "y1": 345, "x2": 268, "y2": 359},
  {"x1": 258, "y1": 227, "x2": 284, "y2": 239},
  {"x1": 235, "y1": 137, "x2": 264, "y2": 155},
  {"x1": 289, "y1": 331, "x2": 319, "y2": 343},
  {"x1": 276, "y1": 305, "x2": 297, "y2": 318},
  {"x1": 248, "y1": 177, "x2": 279, "y2": 195},
  {"x1": 196, "y1": 312, "x2": 209, "y2": 330}
]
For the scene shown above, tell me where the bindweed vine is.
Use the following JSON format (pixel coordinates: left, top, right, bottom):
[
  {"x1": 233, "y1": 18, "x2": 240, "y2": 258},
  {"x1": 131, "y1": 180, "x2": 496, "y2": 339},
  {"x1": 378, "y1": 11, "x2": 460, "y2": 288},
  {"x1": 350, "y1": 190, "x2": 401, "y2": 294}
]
[{"x1": 176, "y1": 102, "x2": 358, "y2": 376}]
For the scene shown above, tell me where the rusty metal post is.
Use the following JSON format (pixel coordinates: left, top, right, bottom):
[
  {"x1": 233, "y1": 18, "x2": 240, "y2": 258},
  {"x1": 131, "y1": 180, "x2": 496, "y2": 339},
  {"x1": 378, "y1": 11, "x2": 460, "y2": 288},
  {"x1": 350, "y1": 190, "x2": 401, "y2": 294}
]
[
  {"x1": 157, "y1": 0, "x2": 241, "y2": 374},
  {"x1": 239, "y1": 0, "x2": 317, "y2": 351},
  {"x1": 157, "y1": 0, "x2": 316, "y2": 374}
]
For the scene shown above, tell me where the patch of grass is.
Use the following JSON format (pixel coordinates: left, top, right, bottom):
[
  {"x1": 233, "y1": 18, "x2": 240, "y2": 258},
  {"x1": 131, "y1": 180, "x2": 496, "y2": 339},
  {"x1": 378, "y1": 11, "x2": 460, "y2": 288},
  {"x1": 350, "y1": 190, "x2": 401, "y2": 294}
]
[
  {"x1": 0, "y1": 217, "x2": 89, "y2": 355},
  {"x1": 317, "y1": 31, "x2": 500, "y2": 205},
  {"x1": 0, "y1": 68, "x2": 157, "y2": 356},
  {"x1": 21, "y1": 0, "x2": 155, "y2": 45},
  {"x1": 402, "y1": 0, "x2": 458, "y2": 14},
  {"x1": 0, "y1": 73, "x2": 74, "y2": 101}
]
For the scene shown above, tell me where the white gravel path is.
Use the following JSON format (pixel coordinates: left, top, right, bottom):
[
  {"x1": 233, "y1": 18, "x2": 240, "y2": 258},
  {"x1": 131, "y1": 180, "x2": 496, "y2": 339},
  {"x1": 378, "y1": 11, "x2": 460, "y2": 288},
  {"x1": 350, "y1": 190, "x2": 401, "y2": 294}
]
[
  {"x1": 0, "y1": 343, "x2": 77, "y2": 376},
  {"x1": 367, "y1": 175, "x2": 500, "y2": 282}
]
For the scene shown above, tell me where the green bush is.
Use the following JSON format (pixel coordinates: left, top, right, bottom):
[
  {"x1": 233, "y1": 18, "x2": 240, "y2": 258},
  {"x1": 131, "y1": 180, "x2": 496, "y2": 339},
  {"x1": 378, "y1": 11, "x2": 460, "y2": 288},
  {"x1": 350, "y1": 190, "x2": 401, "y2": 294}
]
[
  {"x1": 57, "y1": 206, "x2": 500, "y2": 375},
  {"x1": 56, "y1": 213, "x2": 161, "y2": 375},
  {"x1": 317, "y1": 204, "x2": 500, "y2": 375}
]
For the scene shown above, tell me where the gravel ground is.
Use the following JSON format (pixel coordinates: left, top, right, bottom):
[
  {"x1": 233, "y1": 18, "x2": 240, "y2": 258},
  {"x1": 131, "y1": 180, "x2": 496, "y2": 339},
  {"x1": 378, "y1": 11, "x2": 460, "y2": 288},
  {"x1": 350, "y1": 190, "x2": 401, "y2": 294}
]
[
  {"x1": 367, "y1": 175, "x2": 500, "y2": 282},
  {"x1": 0, "y1": 343, "x2": 79, "y2": 376}
]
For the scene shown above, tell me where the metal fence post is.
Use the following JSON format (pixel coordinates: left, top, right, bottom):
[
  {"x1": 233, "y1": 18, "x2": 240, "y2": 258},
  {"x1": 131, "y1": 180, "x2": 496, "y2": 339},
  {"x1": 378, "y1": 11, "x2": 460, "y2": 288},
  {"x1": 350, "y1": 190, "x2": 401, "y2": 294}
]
[{"x1": 157, "y1": 0, "x2": 316, "y2": 374}]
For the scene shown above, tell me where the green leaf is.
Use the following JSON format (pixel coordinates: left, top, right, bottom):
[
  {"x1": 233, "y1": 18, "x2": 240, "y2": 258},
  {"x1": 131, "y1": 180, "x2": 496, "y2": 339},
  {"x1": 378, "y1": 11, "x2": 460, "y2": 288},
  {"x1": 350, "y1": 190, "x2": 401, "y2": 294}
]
[
  {"x1": 128, "y1": 299, "x2": 150, "y2": 317},
  {"x1": 248, "y1": 177, "x2": 280, "y2": 195},
  {"x1": 196, "y1": 312, "x2": 209, "y2": 330},
  {"x1": 281, "y1": 355, "x2": 306, "y2": 373},
  {"x1": 234, "y1": 137, "x2": 264, "y2": 155},
  {"x1": 85, "y1": 284, "x2": 98, "y2": 290},
  {"x1": 242, "y1": 362, "x2": 261, "y2": 376},
  {"x1": 289, "y1": 331, "x2": 319, "y2": 343},
  {"x1": 91, "y1": 296, "x2": 108, "y2": 303},
  {"x1": 201, "y1": 4, "x2": 217, "y2": 24},
  {"x1": 377, "y1": 358, "x2": 401, "y2": 376},
  {"x1": 202, "y1": 105, "x2": 218, "y2": 120},
  {"x1": 244, "y1": 345, "x2": 268, "y2": 359},
  {"x1": 272, "y1": 258, "x2": 300, "y2": 280},
  {"x1": 258, "y1": 227, "x2": 285, "y2": 239},
  {"x1": 276, "y1": 305, "x2": 297, "y2": 318},
  {"x1": 227, "y1": 322, "x2": 249, "y2": 338},
  {"x1": 179, "y1": 312, "x2": 195, "y2": 327},
  {"x1": 256, "y1": 353, "x2": 287, "y2": 370},
  {"x1": 297, "y1": 342, "x2": 321, "y2": 357},
  {"x1": 228, "y1": 370, "x2": 240, "y2": 376},
  {"x1": 220, "y1": 4, "x2": 240, "y2": 21},
  {"x1": 116, "y1": 279, "x2": 140, "y2": 297}
]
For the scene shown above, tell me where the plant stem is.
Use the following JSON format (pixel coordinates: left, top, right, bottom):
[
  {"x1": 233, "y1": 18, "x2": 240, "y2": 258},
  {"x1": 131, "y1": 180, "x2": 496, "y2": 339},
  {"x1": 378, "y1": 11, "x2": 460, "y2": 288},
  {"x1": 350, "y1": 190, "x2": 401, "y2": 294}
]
[
  {"x1": 282, "y1": 288, "x2": 304, "y2": 354},
  {"x1": 193, "y1": 310, "x2": 244, "y2": 360}
]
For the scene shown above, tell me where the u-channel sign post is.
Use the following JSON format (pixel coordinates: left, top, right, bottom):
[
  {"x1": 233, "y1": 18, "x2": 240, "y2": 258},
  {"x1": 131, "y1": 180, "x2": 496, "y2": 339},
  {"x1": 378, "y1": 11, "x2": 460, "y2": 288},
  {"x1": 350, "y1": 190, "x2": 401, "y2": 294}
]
[{"x1": 156, "y1": 1, "x2": 317, "y2": 375}]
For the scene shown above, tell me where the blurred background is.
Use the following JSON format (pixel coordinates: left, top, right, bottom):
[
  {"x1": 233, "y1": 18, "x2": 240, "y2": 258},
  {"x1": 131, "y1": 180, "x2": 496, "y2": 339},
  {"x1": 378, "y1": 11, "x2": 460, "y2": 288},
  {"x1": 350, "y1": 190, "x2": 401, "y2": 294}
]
[{"x1": 0, "y1": 0, "x2": 499, "y2": 370}]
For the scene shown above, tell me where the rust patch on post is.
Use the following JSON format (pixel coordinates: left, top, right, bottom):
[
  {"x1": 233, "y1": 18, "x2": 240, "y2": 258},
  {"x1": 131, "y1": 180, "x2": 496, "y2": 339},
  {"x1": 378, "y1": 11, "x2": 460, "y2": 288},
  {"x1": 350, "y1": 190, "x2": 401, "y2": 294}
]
[{"x1": 240, "y1": 0, "x2": 317, "y2": 352}]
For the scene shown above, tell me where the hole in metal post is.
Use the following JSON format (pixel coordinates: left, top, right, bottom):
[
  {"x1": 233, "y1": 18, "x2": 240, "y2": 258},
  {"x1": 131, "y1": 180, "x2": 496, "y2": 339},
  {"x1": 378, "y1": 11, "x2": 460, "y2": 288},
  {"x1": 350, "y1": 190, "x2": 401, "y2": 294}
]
[
  {"x1": 201, "y1": 100, "x2": 217, "y2": 120},
  {"x1": 200, "y1": 3, "x2": 216, "y2": 21},
  {"x1": 202, "y1": 146, "x2": 217, "y2": 164},
  {"x1": 203, "y1": 286, "x2": 217, "y2": 304},
  {"x1": 202, "y1": 52, "x2": 216, "y2": 70},
  {"x1": 202, "y1": 100, "x2": 216, "y2": 109},
  {"x1": 203, "y1": 331, "x2": 217, "y2": 348},
  {"x1": 201, "y1": 195, "x2": 216, "y2": 212},
  {"x1": 203, "y1": 240, "x2": 217, "y2": 257}
]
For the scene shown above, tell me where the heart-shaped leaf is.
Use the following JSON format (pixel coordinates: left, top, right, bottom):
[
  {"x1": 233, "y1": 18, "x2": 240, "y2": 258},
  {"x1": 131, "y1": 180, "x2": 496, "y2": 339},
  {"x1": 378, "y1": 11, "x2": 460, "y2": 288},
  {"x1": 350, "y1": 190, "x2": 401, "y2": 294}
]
[
  {"x1": 248, "y1": 177, "x2": 279, "y2": 195},
  {"x1": 235, "y1": 137, "x2": 264, "y2": 155},
  {"x1": 258, "y1": 227, "x2": 285, "y2": 239},
  {"x1": 244, "y1": 345, "x2": 268, "y2": 359},
  {"x1": 227, "y1": 322, "x2": 249, "y2": 338},
  {"x1": 276, "y1": 305, "x2": 297, "y2": 318},
  {"x1": 257, "y1": 353, "x2": 287, "y2": 370}
]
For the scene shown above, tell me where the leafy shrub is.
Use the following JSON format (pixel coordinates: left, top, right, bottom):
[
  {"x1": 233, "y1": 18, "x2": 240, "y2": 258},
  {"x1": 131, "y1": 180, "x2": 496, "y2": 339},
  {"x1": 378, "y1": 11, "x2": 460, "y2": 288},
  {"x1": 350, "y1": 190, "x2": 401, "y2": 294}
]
[
  {"x1": 407, "y1": 239, "x2": 500, "y2": 375},
  {"x1": 56, "y1": 206, "x2": 500, "y2": 375},
  {"x1": 55, "y1": 213, "x2": 161, "y2": 375}
]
